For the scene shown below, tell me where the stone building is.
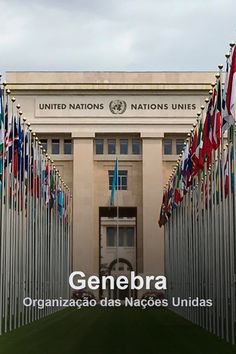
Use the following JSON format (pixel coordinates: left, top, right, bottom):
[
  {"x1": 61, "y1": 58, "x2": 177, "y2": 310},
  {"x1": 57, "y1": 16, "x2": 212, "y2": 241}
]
[{"x1": 6, "y1": 71, "x2": 213, "y2": 297}]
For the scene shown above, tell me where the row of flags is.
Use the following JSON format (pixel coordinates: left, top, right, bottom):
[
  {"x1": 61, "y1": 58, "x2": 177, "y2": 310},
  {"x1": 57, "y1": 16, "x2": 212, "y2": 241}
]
[
  {"x1": 0, "y1": 88, "x2": 71, "y2": 220},
  {"x1": 0, "y1": 84, "x2": 72, "y2": 335},
  {"x1": 163, "y1": 42, "x2": 236, "y2": 346},
  {"x1": 159, "y1": 43, "x2": 236, "y2": 227}
]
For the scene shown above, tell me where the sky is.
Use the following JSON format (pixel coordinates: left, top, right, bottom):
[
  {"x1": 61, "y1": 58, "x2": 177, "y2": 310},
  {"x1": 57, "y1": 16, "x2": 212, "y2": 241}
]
[{"x1": 1, "y1": 0, "x2": 236, "y2": 73}]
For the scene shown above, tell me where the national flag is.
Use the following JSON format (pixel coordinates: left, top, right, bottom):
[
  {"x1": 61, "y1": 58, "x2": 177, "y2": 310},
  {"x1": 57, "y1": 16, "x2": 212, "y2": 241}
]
[
  {"x1": 50, "y1": 169, "x2": 56, "y2": 209},
  {"x1": 192, "y1": 120, "x2": 204, "y2": 175},
  {"x1": 12, "y1": 117, "x2": 19, "y2": 178},
  {"x1": 24, "y1": 131, "x2": 29, "y2": 178},
  {"x1": 0, "y1": 87, "x2": 4, "y2": 156},
  {"x1": 164, "y1": 178, "x2": 173, "y2": 217},
  {"x1": 222, "y1": 45, "x2": 236, "y2": 132},
  {"x1": 167, "y1": 179, "x2": 173, "y2": 215},
  {"x1": 4, "y1": 101, "x2": 9, "y2": 153},
  {"x1": 224, "y1": 148, "x2": 229, "y2": 198},
  {"x1": 109, "y1": 158, "x2": 118, "y2": 207},
  {"x1": 173, "y1": 163, "x2": 181, "y2": 207},
  {"x1": 186, "y1": 132, "x2": 195, "y2": 187},
  {"x1": 158, "y1": 191, "x2": 169, "y2": 227},
  {"x1": 17, "y1": 118, "x2": 24, "y2": 181},
  {"x1": 42, "y1": 162, "x2": 49, "y2": 203},
  {"x1": 212, "y1": 79, "x2": 221, "y2": 149},
  {"x1": 57, "y1": 188, "x2": 63, "y2": 217},
  {"x1": 202, "y1": 99, "x2": 213, "y2": 163},
  {"x1": 7, "y1": 116, "x2": 13, "y2": 164},
  {"x1": 215, "y1": 160, "x2": 219, "y2": 204},
  {"x1": 230, "y1": 144, "x2": 234, "y2": 193},
  {"x1": 30, "y1": 143, "x2": 40, "y2": 198},
  {"x1": 63, "y1": 191, "x2": 69, "y2": 220},
  {"x1": 181, "y1": 142, "x2": 189, "y2": 194}
]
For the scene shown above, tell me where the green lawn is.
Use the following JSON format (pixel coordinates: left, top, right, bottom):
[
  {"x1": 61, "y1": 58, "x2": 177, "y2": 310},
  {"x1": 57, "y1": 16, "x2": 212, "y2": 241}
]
[{"x1": 0, "y1": 307, "x2": 235, "y2": 354}]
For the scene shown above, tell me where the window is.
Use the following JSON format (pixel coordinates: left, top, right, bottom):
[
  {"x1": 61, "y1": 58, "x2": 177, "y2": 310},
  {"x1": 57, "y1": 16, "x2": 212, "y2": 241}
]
[
  {"x1": 126, "y1": 227, "x2": 135, "y2": 247},
  {"x1": 119, "y1": 227, "x2": 134, "y2": 247},
  {"x1": 120, "y1": 139, "x2": 128, "y2": 154},
  {"x1": 64, "y1": 139, "x2": 72, "y2": 154},
  {"x1": 132, "y1": 139, "x2": 141, "y2": 154},
  {"x1": 176, "y1": 139, "x2": 185, "y2": 155},
  {"x1": 108, "y1": 170, "x2": 128, "y2": 190},
  {"x1": 107, "y1": 227, "x2": 117, "y2": 247},
  {"x1": 40, "y1": 139, "x2": 47, "y2": 152},
  {"x1": 108, "y1": 139, "x2": 116, "y2": 154},
  {"x1": 95, "y1": 139, "x2": 104, "y2": 154},
  {"x1": 52, "y1": 139, "x2": 60, "y2": 154},
  {"x1": 106, "y1": 227, "x2": 134, "y2": 247},
  {"x1": 164, "y1": 139, "x2": 172, "y2": 155}
]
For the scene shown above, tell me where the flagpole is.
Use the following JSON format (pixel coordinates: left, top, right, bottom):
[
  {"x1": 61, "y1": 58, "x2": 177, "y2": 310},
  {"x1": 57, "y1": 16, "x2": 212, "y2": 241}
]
[
  {"x1": 116, "y1": 158, "x2": 119, "y2": 300},
  {"x1": 225, "y1": 44, "x2": 236, "y2": 345},
  {"x1": 0, "y1": 80, "x2": 7, "y2": 334}
]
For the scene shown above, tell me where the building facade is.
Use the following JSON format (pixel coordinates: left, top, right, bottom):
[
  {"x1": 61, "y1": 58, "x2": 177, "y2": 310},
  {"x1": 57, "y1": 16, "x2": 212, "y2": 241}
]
[{"x1": 6, "y1": 71, "x2": 213, "y2": 296}]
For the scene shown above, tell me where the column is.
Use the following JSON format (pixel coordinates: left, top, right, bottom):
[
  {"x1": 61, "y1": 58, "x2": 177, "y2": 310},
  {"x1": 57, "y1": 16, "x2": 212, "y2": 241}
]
[
  {"x1": 142, "y1": 133, "x2": 164, "y2": 275},
  {"x1": 72, "y1": 133, "x2": 95, "y2": 275}
]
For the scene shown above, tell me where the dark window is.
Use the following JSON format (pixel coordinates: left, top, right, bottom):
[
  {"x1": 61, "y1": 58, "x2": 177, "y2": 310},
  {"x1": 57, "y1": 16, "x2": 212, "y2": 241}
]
[
  {"x1": 52, "y1": 139, "x2": 60, "y2": 154},
  {"x1": 95, "y1": 139, "x2": 104, "y2": 154},
  {"x1": 40, "y1": 139, "x2": 47, "y2": 152},
  {"x1": 107, "y1": 227, "x2": 117, "y2": 247},
  {"x1": 119, "y1": 229, "x2": 125, "y2": 247},
  {"x1": 106, "y1": 227, "x2": 134, "y2": 247},
  {"x1": 120, "y1": 139, "x2": 128, "y2": 154},
  {"x1": 126, "y1": 227, "x2": 134, "y2": 247},
  {"x1": 132, "y1": 139, "x2": 141, "y2": 154},
  {"x1": 119, "y1": 228, "x2": 133, "y2": 247},
  {"x1": 164, "y1": 139, "x2": 172, "y2": 155},
  {"x1": 64, "y1": 139, "x2": 72, "y2": 154},
  {"x1": 108, "y1": 170, "x2": 128, "y2": 190},
  {"x1": 108, "y1": 139, "x2": 116, "y2": 154},
  {"x1": 176, "y1": 139, "x2": 185, "y2": 155}
]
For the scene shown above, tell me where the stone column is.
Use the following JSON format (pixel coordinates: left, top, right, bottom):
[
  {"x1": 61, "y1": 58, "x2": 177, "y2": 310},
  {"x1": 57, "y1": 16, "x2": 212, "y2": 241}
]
[
  {"x1": 72, "y1": 132, "x2": 95, "y2": 275},
  {"x1": 142, "y1": 133, "x2": 164, "y2": 275}
]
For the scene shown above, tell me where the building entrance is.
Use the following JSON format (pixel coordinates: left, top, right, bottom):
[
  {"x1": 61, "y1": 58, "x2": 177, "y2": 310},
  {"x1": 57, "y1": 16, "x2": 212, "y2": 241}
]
[{"x1": 99, "y1": 207, "x2": 137, "y2": 299}]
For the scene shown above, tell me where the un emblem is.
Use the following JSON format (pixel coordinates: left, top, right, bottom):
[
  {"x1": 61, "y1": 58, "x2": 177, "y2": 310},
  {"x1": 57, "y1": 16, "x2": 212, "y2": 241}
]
[{"x1": 109, "y1": 100, "x2": 127, "y2": 114}]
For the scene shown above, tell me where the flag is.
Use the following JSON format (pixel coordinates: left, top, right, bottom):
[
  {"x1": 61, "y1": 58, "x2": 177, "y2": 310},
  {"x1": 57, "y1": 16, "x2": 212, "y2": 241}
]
[
  {"x1": 44, "y1": 163, "x2": 49, "y2": 203},
  {"x1": 158, "y1": 191, "x2": 169, "y2": 227},
  {"x1": 30, "y1": 143, "x2": 40, "y2": 198},
  {"x1": 167, "y1": 179, "x2": 173, "y2": 215},
  {"x1": 4, "y1": 101, "x2": 9, "y2": 152},
  {"x1": 192, "y1": 120, "x2": 204, "y2": 175},
  {"x1": 12, "y1": 117, "x2": 19, "y2": 178},
  {"x1": 186, "y1": 132, "x2": 195, "y2": 187},
  {"x1": 7, "y1": 116, "x2": 13, "y2": 164},
  {"x1": 17, "y1": 118, "x2": 24, "y2": 181},
  {"x1": 63, "y1": 191, "x2": 69, "y2": 220},
  {"x1": 0, "y1": 88, "x2": 4, "y2": 152},
  {"x1": 212, "y1": 79, "x2": 221, "y2": 149},
  {"x1": 230, "y1": 144, "x2": 234, "y2": 193},
  {"x1": 50, "y1": 169, "x2": 56, "y2": 209},
  {"x1": 24, "y1": 131, "x2": 29, "y2": 178},
  {"x1": 222, "y1": 45, "x2": 236, "y2": 132},
  {"x1": 173, "y1": 163, "x2": 181, "y2": 207},
  {"x1": 0, "y1": 87, "x2": 4, "y2": 157},
  {"x1": 202, "y1": 99, "x2": 213, "y2": 163},
  {"x1": 109, "y1": 158, "x2": 118, "y2": 207},
  {"x1": 181, "y1": 143, "x2": 189, "y2": 194},
  {"x1": 58, "y1": 189, "x2": 63, "y2": 217},
  {"x1": 224, "y1": 148, "x2": 229, "y2": 198}
]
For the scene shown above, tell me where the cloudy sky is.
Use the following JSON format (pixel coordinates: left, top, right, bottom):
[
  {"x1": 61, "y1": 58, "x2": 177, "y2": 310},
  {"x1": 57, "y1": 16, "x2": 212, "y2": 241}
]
[{"x1": 1, "y1": 0, "x2": 236, "y2": 73}]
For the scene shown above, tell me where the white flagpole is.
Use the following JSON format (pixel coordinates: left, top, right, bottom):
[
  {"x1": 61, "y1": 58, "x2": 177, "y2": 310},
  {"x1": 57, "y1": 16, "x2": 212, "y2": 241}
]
[{"x1": 116, "y1": 158, "x2": 119, "y2": 300}]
